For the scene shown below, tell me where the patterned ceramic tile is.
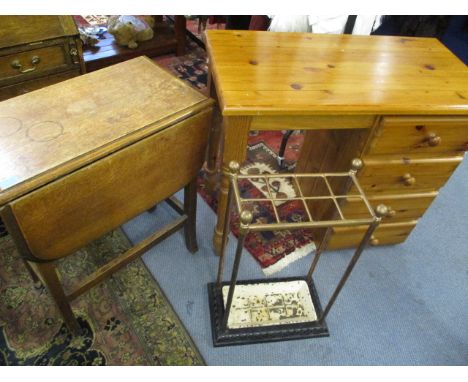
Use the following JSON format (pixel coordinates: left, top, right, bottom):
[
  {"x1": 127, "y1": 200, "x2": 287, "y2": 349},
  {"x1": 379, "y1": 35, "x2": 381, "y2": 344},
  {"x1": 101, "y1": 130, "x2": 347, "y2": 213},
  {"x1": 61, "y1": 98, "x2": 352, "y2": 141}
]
[{"x1": 222, "y1": 281, "x2": 317, "y2": 329}]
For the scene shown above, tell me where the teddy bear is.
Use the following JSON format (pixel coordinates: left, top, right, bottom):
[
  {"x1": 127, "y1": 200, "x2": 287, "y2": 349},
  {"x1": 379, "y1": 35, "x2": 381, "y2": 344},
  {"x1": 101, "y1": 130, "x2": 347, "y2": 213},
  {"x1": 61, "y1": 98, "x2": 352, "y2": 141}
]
[{"x1": 107, "y1": 16, "x2": 154, "y2": 49}]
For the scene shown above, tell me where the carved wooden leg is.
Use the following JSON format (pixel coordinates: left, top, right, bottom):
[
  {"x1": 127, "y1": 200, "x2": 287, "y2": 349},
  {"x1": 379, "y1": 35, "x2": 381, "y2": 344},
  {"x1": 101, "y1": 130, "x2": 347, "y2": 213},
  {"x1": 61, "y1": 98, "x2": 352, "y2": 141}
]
[
  {"x1": 212, "y1": 116, "x2": 251, "y2": 255},
  {"x1": 184, "y1": 178, "x2": 198, "y2": 253},
  {"x1": 36, "y1": 261, "x2": 81, "y2": 335}
]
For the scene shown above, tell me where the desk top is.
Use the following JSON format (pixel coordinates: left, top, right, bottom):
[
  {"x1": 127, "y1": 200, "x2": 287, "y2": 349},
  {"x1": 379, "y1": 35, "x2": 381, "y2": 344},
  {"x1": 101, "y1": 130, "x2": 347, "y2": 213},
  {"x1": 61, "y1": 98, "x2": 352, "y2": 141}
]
[
  {"x1": 205, "y1": 30, "x2": 468, "y2": 116},
  {"x1": 0, "y1": 56, "x2": 212, "y2": 205}
]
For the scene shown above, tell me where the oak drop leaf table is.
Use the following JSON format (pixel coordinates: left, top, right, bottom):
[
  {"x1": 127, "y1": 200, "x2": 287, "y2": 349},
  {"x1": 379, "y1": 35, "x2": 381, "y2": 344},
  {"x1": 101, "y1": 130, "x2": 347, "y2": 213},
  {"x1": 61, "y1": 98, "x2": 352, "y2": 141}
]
[
  {"x1": 0, "y1": 56, "x2": 213, "y2": 334},
  {"x1": 204, "y1": 30, "x2": 468, "y2": 255}
]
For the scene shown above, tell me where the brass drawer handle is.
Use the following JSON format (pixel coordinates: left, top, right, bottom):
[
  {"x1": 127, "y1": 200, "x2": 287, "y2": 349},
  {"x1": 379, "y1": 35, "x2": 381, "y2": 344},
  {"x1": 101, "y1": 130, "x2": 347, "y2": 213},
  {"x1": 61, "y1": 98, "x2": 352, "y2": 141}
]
[
  {"x1": 402, "y1": 173, "x2": 416, "y2": 186},
  {"x1": 370, "y1": 235, "x2": 379, "y2": 246},
  {"x1": 69, "y1": 47, "x2": 80, "y2": 64},
  {"x1": 10, "y1": 55, "x2": 41, "y2": 74},
  {"x1": 426, "y1": 133, "x2": 441, "y2": 147}
]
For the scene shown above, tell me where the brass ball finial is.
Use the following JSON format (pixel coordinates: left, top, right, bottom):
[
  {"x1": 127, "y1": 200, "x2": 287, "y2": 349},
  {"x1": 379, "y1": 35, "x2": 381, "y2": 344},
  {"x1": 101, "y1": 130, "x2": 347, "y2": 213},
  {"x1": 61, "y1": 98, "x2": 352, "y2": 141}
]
[
  {"x1": 375, "y1": 204, "x2": 389, "y2": 218},
  {"x1": 228, "y1": 161, "x2": 240, "y2": 174},
  {"x1": 350, "y1": 158, "x2": 363, "y2": 172},
  {"x1": 240, "y1": 210, "x2": 253, "y2": 225}
]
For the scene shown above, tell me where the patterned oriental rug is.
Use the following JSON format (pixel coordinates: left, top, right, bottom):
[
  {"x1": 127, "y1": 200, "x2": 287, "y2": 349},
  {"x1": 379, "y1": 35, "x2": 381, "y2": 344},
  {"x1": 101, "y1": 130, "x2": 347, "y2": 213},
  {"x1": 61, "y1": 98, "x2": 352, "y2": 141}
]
[
  {"x1": 161, "y1": 50, "x2": 316, "y2": 275},
  {"x1": 197, "y1": 132, "x2": 316, "y2": 275},
  {"x1": 0, "y1": 230, "x2": 204, "y2": 365}
]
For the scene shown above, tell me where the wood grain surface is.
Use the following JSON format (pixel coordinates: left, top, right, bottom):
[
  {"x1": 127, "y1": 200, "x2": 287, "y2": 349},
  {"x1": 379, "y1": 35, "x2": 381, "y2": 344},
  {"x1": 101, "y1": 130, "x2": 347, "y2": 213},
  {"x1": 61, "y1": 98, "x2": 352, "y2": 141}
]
[
  {"x1": 0, "y1": 69, "x2": 81, "y2": 101},
  {"x1": 0, "y1": 56, "x2": 213, "y2": 205},
  {"x1": 6, "y1": 110, "x2": 211, "y2": 260},
  {"x1": 352, "y1": 156, "x2": 463, "y2": 195},
  {"x1": 0, "y1": 44, "x2": 71, "y2": 83},
  {"x1": 341, "y1": 192, "x2": 438, "y2": 223},
  {"x1": 368, "y1": 116, "x2": 468, "y2": 156},
  {"x1": 205, "y1": 30, "x2": 468, "y2": 116},
  {"x1": 0, "y1": 16, "x2": 78, "y2": 49},
  {"x1": 328, "y1": 220, "x2": 418, "y2": 249}
]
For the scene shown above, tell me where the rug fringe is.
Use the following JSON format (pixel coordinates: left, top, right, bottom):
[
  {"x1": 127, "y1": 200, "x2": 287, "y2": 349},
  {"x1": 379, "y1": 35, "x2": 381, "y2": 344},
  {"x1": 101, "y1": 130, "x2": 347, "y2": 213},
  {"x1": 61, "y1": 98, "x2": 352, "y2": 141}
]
[{"x1": 262, "y1": 242, "x2": 316, "y2": 276}]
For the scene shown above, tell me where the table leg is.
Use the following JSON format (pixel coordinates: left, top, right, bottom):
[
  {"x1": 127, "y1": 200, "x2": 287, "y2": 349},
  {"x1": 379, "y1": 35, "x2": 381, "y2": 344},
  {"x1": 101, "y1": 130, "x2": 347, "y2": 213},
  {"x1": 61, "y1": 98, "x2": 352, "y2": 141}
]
[
  {"x1": 174, "y1": 16, "x2": 187, "y2": 56},
  {"x1": 204, "y1": 70, "x2": 223, "y2": 192},
  {"x1": 204, "y1": 109, "x2": 223, "y2": 192},
  {"x1": 184, "y1": 178, "x2": 198, "y2": 253},
  {"x1": 212, "y1": 116, "x2": 251, "y2": 255},
  {"x1": 22, "y1": 259, "x2": 43, "y2": 289},
  {"x1": 36, "y1": 261, "x2": 81, "y2": 335}
]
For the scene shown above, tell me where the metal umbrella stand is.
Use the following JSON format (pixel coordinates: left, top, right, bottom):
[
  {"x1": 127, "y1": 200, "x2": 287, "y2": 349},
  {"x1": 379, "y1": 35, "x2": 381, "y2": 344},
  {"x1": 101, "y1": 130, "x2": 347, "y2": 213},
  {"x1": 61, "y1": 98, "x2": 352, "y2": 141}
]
[{"x1": 208, "y1": 159, "x2": 388, "y2": 347}]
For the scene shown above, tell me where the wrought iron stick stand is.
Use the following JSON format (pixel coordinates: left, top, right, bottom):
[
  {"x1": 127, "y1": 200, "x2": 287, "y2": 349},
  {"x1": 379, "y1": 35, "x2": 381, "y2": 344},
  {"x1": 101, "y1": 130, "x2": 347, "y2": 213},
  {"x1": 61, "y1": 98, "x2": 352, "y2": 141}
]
[{"x1": 208, "y1": 159, "x2": 388, "y2": 346}]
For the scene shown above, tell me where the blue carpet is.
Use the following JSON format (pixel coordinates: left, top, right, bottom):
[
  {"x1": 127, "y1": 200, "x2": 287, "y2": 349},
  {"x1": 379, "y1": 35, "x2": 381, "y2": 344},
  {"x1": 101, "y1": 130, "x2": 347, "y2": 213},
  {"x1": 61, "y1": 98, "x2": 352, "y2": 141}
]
[{"x1": 122, "y1": 155, "x2": 468, "y2": 365}]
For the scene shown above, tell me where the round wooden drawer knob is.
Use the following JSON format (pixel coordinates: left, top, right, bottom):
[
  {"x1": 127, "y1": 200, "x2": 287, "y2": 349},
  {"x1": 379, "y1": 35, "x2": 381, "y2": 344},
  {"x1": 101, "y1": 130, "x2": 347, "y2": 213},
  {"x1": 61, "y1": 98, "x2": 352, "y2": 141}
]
[
  {"x1": 402, "y1": 173, "x2": 416, "y2": 186},
  {"x1": 427, "y1": 133, "x2": 441, "y2": 147},
  {"x1": 370, "y1": 235, "x2": 379, "y2": 246},
  {"x1": 386, "y1": 207, "x2": 396, "y2": 217}
]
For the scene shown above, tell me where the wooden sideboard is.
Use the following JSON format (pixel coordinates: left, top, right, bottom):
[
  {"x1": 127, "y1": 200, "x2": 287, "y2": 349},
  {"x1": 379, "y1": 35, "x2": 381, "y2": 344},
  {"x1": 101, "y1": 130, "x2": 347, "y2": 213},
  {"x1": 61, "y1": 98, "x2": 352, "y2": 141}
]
[
  {"x1": 204, "y1": 30, "x2": 468, "y2": 253},
  {"x1": 0, "y1": 16, "x2": 85, "y2": 101}
]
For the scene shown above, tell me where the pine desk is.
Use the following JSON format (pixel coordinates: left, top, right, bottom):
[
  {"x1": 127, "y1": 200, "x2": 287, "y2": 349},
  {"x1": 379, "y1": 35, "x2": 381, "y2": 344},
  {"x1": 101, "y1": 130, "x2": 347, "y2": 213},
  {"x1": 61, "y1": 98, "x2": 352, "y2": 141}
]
[{"x1": 204, "y1": 30, "x2": 468, "y2": 254}]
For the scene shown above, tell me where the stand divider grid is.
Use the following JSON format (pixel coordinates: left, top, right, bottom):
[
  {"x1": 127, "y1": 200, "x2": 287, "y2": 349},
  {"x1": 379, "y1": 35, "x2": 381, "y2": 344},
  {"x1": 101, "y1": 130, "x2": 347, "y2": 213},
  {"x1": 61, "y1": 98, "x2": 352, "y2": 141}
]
[{"x1": 208, "y1": 158, "x2": 388, "y2": 346}]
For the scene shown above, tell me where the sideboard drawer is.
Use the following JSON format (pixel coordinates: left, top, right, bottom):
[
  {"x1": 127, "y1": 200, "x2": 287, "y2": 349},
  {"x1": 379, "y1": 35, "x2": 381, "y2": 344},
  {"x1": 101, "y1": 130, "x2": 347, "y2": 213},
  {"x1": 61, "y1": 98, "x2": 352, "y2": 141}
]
[
  {"x1": 368, "y1": 116, "x2": 468, "y2": 156},
  {"x1": 0, "y1": 69, "x2": 80, "y2": 101},
  {"x1": 0, "y1": 44, "x2": 71, "y2": 85},
  {"x1": 351, "y1": 156, "x2": 463, "y2": 195},
  {"x1": 341, "y1": 192, "x2": 437, "y2": 223},
  {"x1": 328, "y1": 220, "x2": 418, "y2": 249}
]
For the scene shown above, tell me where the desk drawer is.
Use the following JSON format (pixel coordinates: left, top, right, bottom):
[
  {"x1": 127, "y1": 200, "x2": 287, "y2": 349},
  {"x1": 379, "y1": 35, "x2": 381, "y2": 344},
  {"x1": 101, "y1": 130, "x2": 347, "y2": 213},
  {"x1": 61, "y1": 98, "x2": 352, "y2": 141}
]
[
  {"x1": 0, "y1": 44, "x2": 71, "y2": 85},
  {"x1": 328, "y1": 220, "x2": 417, "y2": 249},
  {"x1": 351, "y1": 156, "x2": 462, "y2": 195},
  {"x1": 341, "y1": 192, "x2": 437, "y2": 223},
  {"x1": 0, "y1": 69, "x2": 80, "y2": 101},
  {"x1": 369, "y1": 116, "x2": 468, "y2": 156}
]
